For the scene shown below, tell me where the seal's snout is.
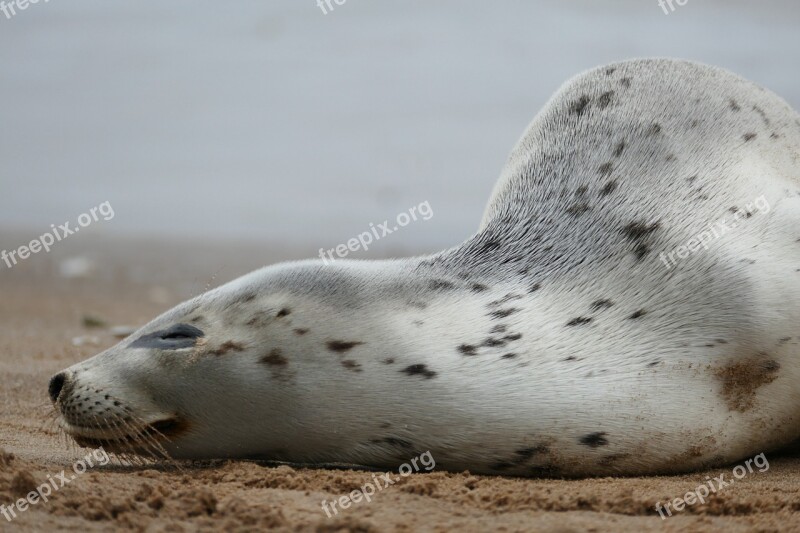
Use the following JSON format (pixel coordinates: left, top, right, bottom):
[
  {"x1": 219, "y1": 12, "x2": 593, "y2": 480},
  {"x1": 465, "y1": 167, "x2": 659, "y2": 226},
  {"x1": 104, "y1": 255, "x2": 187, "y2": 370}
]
[{"x1": 48, "y1": 371, "x2": 69, "y2": 403}]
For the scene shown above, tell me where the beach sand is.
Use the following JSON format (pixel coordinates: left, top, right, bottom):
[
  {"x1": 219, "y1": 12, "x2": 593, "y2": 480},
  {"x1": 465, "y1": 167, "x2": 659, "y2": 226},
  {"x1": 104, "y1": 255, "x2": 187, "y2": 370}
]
[{"x1": 1, "y1": 233, "x2": 799, "y2": 532}]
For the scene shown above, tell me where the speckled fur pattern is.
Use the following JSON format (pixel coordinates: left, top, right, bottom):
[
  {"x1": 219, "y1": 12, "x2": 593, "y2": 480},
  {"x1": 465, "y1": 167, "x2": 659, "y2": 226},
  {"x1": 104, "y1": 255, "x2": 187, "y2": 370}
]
[{"x1": 51, "y1": 59, "x2": 800, "y2": 477}]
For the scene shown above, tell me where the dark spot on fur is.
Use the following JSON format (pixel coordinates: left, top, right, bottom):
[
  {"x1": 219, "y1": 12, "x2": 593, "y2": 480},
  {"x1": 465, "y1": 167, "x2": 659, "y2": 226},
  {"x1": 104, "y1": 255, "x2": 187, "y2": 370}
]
[
  {"x1": 647, "y1": 123, "x2": 661, "y2": 136},
  {"x1": 429, "y1": 279, "x2": 455, "y2": 290},
  {"x1": 575, "y1": 185, "x2": 589, "y2": 196},
  {"x1": 458, "y1": 344, "x2": 479, "y2": 356},
  {"x1": 515, "y1": 446, "x2": 548, "y2": 459},
  {"x1": 743, "y1": 132, "x2": 757, "y2": 142},
  {"x1": 598, "y1": 162, "x2": 613, "y2": 176},
  {"x1": 729, "y1": 99, "x2": 741, "y2": 112},
  {"x1": 564, "y1": 356, "x2": 577, "y2": 361},
  {"x1": 629, "y1": 309, "x2": 647, "y2": 319},
  {"x1": 752, "y1": 105, "x2": 770, "y2": 125},
  {"x1": 489, "y1": 308, "x2": 519, "y2": 319},
  {"x1": 240, "y1": 292, "x2": 257, "y2": 303},
  {"x1": 210, "y1": 341, "x2": 246, "y2": 356},
  {"x1": 529, "y1": 283, "x2": 541, "y2": 293},
  {"x1": 276, "y1": 308, "x2": 291, "y2": 318},
  {"x1": 605, "y1": 67, "x2": 616, "y2": 75},
  {"x1": 688, "y1": 175, "x2": 698, "y2": 184},
  {"x1": 666, "y1": 154, "x2": 676, "y2": 162},
  {"x1": 490, "y1": 325, "x2": 508, "y2": 334},
  {"x1": 620, "y1": 77, "x2": 631, "y2": 88},
  {"x1": 567, "y1": 202, "x2": 590, "y2": 216},
  {"x1": 327, "y1": 340, "x2": 364, "y2": 353},
  {"x1": 492, "y1": 446, "x2": 550, "y2": 470},
  {"x1": 778, "y1": 337, "x2": 791, "y2": 345},
  {"x1": 478, "y1": 240, "x2": 502, "y2": 255},
  {"x1": 245, "y1": 314, "x2": 268, "y2": 327},
  {"x1": 600, "y1": 181, "x2": 618, "y2": 197},
  {"x1": 190, "y1": 316, "x2": 204, "y2": 323},
  {"x1": 570, "y1": 95, "x2": 591, "y2": 116},
  {"x1": 293, "y1": 328, "x2": 309, "y2": 335},
  {"x1": 714, "y1": 358, "x2": 780, "y2": 412},
  {"x1": 770, "y1": 132, "x2": 780, "y2": 139},
  {"x1": 470, "y1": 283, "x2": 488, "y2": 293},
  {"x1": 370, "y1": 437, "x2": 413, "y2": 449},
  {"x1": 613, "y1": 141, "x2": 626, "y2": 157},
  {"x1": 633, "y1": 243, "x2": 650, "y2": 260},
  {"x1": 716, "y1": 339, "x2": 728, "y2": 344},
  {"x1": 489, "y1": 293, "x2": 523, "y2": 306},
  {"x1": 623, "y1": 221, "x2": 660, "y2": 240},
  {"x1": 647, "y1": 361, "x2": 660, "y2": 367},
  {"x1": 504, "y1": 333, "x2": 522, "y2": 341},
  {"x1": 591, "y1": 299, "x2": 614, "y2": 311},
  {"x1": 580, "y1": 432, "x2": 609, "y2": 448},
  {"x1": 566, "y1": 317, "x2": 592, "y2": 327},
  {"x1": 260, "y1": 348, "x2": 288, "y2": 366},
  {"x1": 383, "y1": 358, "x2": 395, "y2": 364},
  {"x1": 341, "y1": 359, "x2": 362, "y2": 372},
  {"x1": 408, "y1": 301, "x2": 428, "y2": 309},
  {"x1": 501, "y1": 353, "x2": 518, "y2": 359},
  {"x1": 403, "y1": 364, "x2": 436, "y2": 379},
  {"x1": 482, "y1": 337, "x2": 506, "y2": 348},
  {"x1": 622, "y1": 221, "x2": 660, "y2": 260},
  {"x1": 597, "y1": 91, "x2": 614, "y2": 109}
]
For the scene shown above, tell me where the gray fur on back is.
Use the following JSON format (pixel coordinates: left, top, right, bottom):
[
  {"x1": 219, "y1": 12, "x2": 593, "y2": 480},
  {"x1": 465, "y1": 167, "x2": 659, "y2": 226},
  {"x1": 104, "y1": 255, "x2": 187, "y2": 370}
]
[{"x1": 428, "y1": 58, "x2": 800, "y2": 279}]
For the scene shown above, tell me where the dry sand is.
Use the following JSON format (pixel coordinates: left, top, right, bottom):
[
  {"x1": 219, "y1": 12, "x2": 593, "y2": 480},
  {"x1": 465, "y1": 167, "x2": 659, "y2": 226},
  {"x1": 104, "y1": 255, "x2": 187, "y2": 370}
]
[{"x1": 1, "y1": 232, "x2": 799, "y2": 532}]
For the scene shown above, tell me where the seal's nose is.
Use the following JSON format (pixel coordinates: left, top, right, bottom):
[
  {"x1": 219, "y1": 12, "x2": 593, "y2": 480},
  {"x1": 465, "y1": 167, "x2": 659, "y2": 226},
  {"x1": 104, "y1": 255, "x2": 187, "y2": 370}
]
[{"x1": 48, "y1": 372, "x2": 67, "y2": 403}]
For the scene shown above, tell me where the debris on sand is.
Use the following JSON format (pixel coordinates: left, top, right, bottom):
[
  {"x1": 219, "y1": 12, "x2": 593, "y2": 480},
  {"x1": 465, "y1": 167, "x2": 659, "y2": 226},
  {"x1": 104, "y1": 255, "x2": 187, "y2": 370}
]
[{"x1": 82, "y1": 315, "x2": 108, "y2": 329}]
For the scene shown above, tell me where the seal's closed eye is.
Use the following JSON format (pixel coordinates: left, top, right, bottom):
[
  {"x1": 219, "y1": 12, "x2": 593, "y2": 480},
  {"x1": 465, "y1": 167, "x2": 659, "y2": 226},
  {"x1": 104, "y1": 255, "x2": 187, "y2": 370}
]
[
  {"x1": 130, "y1": 324, "x2": 204, "y2": 350},
  {"x1": 159, "y1": 324, "x2": 203, "y2": 341}
]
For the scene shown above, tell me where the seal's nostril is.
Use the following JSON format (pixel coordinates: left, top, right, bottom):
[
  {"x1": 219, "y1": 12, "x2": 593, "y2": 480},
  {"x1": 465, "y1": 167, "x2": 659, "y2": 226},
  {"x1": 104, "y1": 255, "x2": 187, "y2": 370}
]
[{"x1": 48, "y1": 372, "x2": 67, "y2": 403}]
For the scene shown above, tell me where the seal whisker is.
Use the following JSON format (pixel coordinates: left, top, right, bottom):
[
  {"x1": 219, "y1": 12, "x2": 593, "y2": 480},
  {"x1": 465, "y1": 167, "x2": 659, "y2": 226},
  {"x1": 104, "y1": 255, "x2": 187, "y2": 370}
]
[{"x1": 108, "y1": 411, "x2": 160, "y2": 463}]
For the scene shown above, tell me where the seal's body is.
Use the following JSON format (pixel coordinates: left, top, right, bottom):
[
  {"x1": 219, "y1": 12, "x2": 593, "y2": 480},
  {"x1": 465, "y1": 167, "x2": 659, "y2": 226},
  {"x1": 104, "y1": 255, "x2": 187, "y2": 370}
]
[{"x1": 50, "y1": 59, "x2": 800, "y2": 476}]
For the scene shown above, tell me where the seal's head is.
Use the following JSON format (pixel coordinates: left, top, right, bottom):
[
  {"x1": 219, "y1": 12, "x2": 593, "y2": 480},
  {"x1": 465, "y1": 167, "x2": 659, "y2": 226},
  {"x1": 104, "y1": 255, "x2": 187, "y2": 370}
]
[{"x1": 47, "y1": 260, "x2": 404, "y2": 461}]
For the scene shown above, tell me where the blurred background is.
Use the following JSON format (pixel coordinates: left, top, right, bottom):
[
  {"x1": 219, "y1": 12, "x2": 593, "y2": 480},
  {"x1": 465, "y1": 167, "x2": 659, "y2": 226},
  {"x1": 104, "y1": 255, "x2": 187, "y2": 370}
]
[{"x1": 1, "y1": 0, "x2": 799, "y2": 268}]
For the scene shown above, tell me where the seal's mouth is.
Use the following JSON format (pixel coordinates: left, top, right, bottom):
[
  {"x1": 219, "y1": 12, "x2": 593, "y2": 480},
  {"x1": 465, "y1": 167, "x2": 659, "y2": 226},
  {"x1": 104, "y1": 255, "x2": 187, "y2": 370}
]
[{"x1": 64, "y1": 417, "x2": 187, "y2": 455}]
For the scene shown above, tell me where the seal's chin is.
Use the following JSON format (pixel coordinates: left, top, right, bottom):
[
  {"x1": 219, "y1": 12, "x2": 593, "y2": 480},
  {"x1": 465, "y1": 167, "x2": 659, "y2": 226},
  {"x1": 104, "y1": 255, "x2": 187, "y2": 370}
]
[{"x1": 61, "y1": 417, "x2": 187, "y2": 455}]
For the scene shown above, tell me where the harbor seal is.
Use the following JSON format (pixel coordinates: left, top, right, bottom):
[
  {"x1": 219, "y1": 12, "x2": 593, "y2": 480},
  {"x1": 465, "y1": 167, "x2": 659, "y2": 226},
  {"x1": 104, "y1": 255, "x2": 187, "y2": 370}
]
[{"x1": 48, "y1": 58, "x2": 800, "y2": 476}]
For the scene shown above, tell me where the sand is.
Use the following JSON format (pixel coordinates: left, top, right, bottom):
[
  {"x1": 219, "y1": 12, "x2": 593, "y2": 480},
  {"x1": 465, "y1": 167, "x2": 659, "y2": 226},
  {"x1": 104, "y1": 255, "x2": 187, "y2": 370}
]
[{"x1": 1, "y1": 232, "x2": 799, "y2": 532}]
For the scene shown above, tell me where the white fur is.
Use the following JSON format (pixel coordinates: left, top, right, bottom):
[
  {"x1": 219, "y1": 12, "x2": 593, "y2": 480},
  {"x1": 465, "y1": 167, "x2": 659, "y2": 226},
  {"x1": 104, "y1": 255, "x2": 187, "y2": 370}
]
[{"x1": 52, "y1": 59, "x2": 800, "y2": 476}]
